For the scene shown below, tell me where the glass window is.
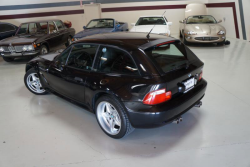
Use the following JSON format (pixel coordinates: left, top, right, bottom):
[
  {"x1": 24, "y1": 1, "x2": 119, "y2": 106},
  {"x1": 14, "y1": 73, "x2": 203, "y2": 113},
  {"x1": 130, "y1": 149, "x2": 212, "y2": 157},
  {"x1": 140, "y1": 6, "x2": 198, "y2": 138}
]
[
  {"x1": 17, "y1": 24, "x2": 28, "y2": 35},
  {"x1": 29, "y1": 23, "x2": 37, "y2": 34},
  {"x1": 55, "y1": 47, "x2": 71, "y2": 66},
  {"x1": 48, "y1": 21, "x2": 56, "y2": 34},
  {"x1": 96, "y1": 46, "x2": 139, "y2": 75},
  {"x1": 54, "y1": 20, "x2": 65, "y2": 31},
  {"x1": 187, "y1": 15, "x2": 217, "y2": 24},
  {"x1": 136, "y1": 17, "x2": 166, "y2": 26},
  {"x1": 0, "y1": 24, "x2": 15, "y2": 33},
  {"x1": 86, "y1": 19, "x2": 114, "y2": 29},
  {"x1": 67, "y1": 44, "x2": 98, "y2": 70},
  {"x1": 144, "y1": 42, "x2": 189, "y2": 73}
]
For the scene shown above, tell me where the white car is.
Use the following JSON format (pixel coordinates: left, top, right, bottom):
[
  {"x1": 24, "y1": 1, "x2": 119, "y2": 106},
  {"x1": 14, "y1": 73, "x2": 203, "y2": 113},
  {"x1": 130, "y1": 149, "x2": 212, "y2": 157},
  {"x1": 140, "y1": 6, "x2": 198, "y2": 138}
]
[{"x1": 130, "y1": 15, "x2": 172, "y2": 36}]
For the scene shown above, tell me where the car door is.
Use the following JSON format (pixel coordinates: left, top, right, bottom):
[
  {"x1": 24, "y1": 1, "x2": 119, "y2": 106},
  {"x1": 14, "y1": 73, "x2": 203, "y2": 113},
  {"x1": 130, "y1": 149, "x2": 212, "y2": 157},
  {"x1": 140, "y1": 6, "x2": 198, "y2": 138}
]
[
  {"x1": 84, "y1": 45, "x2": 141, "y2": 108},
  {"x1": 61, "y1": 43, "x2": 99, "y2": 103},
  {"x1": 46, "y1": 21, "x2": 63, "y2": 49},
  {"x1": 54, "y1": 20, "x2": 68, "y2": 45},
  {"x1": 41, "y1": 46, "x2": 72, "y2": 96}
]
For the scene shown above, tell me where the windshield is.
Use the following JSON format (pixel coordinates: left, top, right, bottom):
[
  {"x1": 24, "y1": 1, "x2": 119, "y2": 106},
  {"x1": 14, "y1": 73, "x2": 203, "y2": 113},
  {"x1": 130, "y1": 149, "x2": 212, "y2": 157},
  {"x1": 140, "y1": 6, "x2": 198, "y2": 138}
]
[
  {"x1": 136, "y1": 17, "x2": 166, "y2": 26},
  {"x1": 144, "y1": 42, "x2": 190, "y2": 73},
  {"x1": 17, "y1": 22, "x2": 48, "y2": 35},
  {"x1": 186, "y1": 15, "x2": 217, "y2": 24},
  {"x1": 86, "y1": 19, "x2": 114, "y2": 29}
]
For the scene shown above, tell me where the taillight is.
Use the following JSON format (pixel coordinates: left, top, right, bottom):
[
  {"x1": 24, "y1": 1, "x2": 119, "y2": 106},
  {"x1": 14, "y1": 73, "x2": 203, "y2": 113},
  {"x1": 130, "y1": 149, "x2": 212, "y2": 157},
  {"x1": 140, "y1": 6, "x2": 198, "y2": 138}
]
[
  {"x1": 143, "y1": 89, "x2": 172, "y2": 105},
  {"x1": 198, "y1": 71, "x2": 203, "y2": 81}
]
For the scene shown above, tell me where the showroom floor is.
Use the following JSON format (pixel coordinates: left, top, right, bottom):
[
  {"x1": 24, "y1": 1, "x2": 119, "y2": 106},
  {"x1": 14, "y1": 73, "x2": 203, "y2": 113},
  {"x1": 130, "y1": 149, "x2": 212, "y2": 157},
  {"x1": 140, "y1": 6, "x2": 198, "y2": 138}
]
[{"x1": 0, "y1": 38, "x2": 250, "y2": 167}]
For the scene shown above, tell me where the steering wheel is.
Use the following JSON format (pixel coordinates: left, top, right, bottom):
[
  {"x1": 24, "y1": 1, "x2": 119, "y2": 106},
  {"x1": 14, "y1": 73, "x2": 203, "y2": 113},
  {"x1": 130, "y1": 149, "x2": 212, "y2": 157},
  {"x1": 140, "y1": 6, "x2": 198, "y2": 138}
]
[{"x1": 73, "y1": 51, "x2": 92, "y2": 69}]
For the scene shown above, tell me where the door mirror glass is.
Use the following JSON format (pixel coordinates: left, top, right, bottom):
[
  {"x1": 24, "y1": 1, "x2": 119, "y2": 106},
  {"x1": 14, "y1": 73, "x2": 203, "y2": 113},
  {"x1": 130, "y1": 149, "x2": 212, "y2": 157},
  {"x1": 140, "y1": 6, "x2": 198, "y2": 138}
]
[
  {"x1": 167, "y1": 22, "x2": 173, "y2": 26},
  {"x1": 83, "y1": 26, "x2": 86, "y2": 29},
  {"x1": 217, "y1": 19, "x2": 222, "y2": 23},
  {"x1": 116, "y1": 24, "x2": 120, "y2": 29}
]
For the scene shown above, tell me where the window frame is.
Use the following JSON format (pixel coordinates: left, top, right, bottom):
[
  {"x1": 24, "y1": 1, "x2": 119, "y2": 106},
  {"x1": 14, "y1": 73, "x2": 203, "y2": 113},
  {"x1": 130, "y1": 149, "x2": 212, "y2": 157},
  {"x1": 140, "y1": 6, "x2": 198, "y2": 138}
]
[
  {"x1": 93, "y1": 44, "x2": 141, "y2": 76},
  {"x1": 54, "y1": 20, "x2": 65, "y2": 31}
]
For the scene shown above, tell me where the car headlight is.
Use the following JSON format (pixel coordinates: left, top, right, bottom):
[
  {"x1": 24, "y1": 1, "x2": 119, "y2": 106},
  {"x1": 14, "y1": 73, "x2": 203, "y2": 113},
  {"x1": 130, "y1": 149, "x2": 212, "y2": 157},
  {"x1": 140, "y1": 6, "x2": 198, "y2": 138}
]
[
  {"x1": 218, "y1": 30, "x2": 225, "y2": 35},
  {"x1": 187, "y1": 31, "x2": 197, "y2": 35},
  {"x1": 0, "y1": 47, "x2": 4, "y2": 52},
  {"x1": 23, "y1": 45, "x2": 34, "y2": 51}
]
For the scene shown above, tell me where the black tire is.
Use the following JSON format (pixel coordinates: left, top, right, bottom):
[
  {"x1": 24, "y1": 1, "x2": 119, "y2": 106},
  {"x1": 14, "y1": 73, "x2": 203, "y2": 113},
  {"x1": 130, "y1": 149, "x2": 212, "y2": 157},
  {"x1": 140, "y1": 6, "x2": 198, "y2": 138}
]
[
  {"x1": 179, "y1": 31, "x2": 183, "y2": 38},
  {"x1": 24, "y1": 68, "x2": 48, "y2": 95},
  {"x1": 217, "y1": 40, "x2": 225, "y2": 46},
  {"x1": 3, "y1": 57, "x2": 14, "y2": 62},
  {"x1": 39, "y1": 45, "x2": 48, "y2": 55},
  {"x1": 65, "y1": 36, "x2": 72, "y2": 47},
  {"x1": 95, "y1": 95, "x2": 134, "y2": 139},
  {"x1": 183, "y1": 37, "x2": 189, "y2": 45}
]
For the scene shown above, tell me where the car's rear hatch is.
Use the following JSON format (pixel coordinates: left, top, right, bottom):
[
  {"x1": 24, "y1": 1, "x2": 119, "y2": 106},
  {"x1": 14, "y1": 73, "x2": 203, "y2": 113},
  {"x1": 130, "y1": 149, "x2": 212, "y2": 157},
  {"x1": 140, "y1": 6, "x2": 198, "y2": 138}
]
[{"x1": 143, "y1": 40, "x2": 204, "y2": 98}]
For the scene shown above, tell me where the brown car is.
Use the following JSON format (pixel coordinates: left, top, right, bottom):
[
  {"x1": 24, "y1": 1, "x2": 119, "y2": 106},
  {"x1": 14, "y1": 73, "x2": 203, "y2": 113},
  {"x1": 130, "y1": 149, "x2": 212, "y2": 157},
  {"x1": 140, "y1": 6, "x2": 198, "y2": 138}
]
[{"x1": 0, "y1": 19, "x2": 75, "y2": 62}]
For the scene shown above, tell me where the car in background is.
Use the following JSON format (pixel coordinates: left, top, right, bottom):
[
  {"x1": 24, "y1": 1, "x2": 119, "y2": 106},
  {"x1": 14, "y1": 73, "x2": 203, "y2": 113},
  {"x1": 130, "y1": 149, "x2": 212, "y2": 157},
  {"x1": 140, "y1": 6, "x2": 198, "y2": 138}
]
[
  {"x1": 73, "y1": 18, "x2": 128, "y2": 41},
  {"x1": 0, "y1": 19, "x2": 75, "y2": 62},
  {"x1": 0, "y1": 22, "x2": 18, "y2": 40},
  {"x1": 130, "y1": 16, "x2": 172, "y2": 36},
  {"x1": 179, "y1": 15, "x2": 226, "y2": 45},
  {"x1": 24, "y1": 32, "x2": 207, "y2": 139}
]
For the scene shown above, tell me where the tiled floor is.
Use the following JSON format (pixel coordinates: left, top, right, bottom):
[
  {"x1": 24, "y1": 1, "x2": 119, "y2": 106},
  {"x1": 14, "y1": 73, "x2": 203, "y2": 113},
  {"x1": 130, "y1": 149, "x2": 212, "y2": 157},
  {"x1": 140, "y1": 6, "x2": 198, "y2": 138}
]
[{"x1": 0, "y1": 38, "x2": 250, "y2": 167}]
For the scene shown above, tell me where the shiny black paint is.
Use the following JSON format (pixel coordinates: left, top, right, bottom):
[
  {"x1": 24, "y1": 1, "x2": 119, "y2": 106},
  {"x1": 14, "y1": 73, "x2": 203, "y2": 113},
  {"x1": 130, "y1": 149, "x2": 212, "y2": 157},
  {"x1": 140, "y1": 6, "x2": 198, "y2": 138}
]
[
  {"x1": 0, "y1": 22, "x2": 18, "y2": 40},
  {"x1": 26, "y1": 32, "x2": 207, "y2": 128}
]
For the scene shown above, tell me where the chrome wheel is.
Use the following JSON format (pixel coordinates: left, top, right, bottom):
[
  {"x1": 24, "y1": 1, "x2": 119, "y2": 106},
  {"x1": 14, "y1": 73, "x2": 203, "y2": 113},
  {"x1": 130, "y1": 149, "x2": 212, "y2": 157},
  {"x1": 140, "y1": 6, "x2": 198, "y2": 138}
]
[
  {"x1": 41, "y1": 46, "x2": 48, "y2": 55},
  {"x1": 26, "y1": 73, "x2": 45, "y2": 94},
  {"x1": 97, "y1": 101, "x2": 121, "y2": 135}
]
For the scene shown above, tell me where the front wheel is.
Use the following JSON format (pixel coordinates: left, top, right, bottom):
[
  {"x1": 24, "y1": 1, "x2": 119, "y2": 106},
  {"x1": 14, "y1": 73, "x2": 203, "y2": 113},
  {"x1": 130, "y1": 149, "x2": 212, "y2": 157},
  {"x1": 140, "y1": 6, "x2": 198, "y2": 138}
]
[
  {"x1": 40, "y1": 45, "x2": 48, "y2": 55},
  {"x1": 95, "y1": 95, "x2": 134, "y2": 139},
  {"x1": 65, "y1": 36, "x2": 72, "y2": 47},
  {"x1": 24, "y1": 68, "x2": 48, "y2": 95},
  {"x1": 3, "y1": 57, "x2": 14, "y2": 62},
  {"x1": 217, "y1": 40, "x2": 225, "y2": 46}
]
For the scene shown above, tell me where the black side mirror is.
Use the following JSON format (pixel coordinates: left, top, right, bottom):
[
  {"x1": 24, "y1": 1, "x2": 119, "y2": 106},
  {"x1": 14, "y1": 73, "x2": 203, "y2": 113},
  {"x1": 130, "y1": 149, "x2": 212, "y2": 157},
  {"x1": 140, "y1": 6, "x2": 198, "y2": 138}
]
[{"x1": 83, "y1": 26, "x2": 86, "y2": 29}]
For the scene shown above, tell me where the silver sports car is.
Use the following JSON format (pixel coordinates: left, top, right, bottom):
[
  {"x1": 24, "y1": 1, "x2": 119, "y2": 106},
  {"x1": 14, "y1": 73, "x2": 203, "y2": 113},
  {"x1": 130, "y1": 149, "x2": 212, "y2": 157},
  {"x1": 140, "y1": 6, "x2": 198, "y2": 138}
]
[{"x1": 179, "y1": 15, "x2": 226, "y2": 45}]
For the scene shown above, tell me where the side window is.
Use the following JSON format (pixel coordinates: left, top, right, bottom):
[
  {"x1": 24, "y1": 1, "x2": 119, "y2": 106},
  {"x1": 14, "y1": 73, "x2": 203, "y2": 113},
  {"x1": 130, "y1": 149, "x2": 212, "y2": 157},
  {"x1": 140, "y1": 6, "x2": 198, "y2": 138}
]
[
  {"x1": 29, "y1": 23, "x2": 37, "y2": 34},
  {"x1": 55, "y1": 47, "x2": 71, "y2": 66},
  {"x1": 54, "y1": 21, "x2": 65, "y2": 31},
  {"x1": 48, "y1": 21, "x2": 56, "y2": 34},
  {"x1": 17, "y1": 24, "x2": 28, "y2": 34},
  {"x1": 96, "y1": 46, "x2": 139, "y2": 75},
  {"x1": 67, "y1": 44, "x2": 98, "y2": 70}
]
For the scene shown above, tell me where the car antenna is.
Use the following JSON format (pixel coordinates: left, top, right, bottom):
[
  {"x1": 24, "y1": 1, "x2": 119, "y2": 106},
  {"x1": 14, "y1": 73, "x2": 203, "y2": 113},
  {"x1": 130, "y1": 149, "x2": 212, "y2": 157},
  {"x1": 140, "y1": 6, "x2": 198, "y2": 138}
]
[{"x1": 146, "y1": 10, "x2": 166, "y2": 39}]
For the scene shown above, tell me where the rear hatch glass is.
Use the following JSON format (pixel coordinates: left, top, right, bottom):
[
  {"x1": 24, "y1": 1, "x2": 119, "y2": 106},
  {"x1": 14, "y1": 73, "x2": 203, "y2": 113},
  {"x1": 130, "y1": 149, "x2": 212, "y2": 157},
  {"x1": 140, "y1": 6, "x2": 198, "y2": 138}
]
[{"x1": 144, "y1": 41, "x2": 197, "y2": 74}]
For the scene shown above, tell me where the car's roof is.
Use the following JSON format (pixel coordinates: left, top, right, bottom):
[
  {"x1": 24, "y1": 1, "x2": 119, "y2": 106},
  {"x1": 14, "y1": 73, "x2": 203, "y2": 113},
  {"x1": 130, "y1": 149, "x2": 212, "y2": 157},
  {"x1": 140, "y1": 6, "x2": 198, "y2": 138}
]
[
  {"x1": 140, "y1": 15, "x2": 163, "y2": 17},
  {"x1": 75, "y1": 32, "x2": 178, "y2": 50},
  {"x1": 21, "y1": 19, "x2": 61, "y2": 24}
]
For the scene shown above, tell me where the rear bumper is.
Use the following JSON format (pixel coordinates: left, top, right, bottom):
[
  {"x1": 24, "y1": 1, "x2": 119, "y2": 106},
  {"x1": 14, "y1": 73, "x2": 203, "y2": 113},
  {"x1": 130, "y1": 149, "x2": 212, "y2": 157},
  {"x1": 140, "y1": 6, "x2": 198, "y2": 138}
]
[
  {"x1": 124, "y1": 79, "x2": 207, "y2": 128},
  {"x1": 1, "y1": 51, "x2": 39, "y2": 58}
]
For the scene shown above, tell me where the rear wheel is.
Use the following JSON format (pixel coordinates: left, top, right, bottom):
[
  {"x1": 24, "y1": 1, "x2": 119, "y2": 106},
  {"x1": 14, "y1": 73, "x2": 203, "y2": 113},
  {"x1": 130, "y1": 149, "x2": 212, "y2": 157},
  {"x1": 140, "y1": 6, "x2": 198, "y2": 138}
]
[
  {"x1": 3, "y1": 57, "x2": 14, "y2": 62},
  {"x1": 95, "y1": 95, "x2": 134, "y2": 139},
  {"x1": 24, "y1": 68, "x2": 48, "y2": 95}
]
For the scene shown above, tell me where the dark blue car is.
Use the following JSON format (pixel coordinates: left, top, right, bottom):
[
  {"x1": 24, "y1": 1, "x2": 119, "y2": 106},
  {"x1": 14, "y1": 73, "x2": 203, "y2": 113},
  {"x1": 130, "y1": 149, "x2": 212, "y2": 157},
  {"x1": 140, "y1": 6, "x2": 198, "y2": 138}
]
[
  {"x1": 0, "y1": 22, "x2": 18, "y2": 40},
  {"x1": 73, "y1": 18, "x2": 128, "y2": 41}
]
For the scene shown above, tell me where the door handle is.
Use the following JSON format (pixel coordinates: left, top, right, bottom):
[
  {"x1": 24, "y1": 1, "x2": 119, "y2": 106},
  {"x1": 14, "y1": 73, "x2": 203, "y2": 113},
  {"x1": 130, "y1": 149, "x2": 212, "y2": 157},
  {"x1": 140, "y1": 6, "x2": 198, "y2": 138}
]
[{"x1": 74, "y1": 77, "x2": 83, "y2": 82}]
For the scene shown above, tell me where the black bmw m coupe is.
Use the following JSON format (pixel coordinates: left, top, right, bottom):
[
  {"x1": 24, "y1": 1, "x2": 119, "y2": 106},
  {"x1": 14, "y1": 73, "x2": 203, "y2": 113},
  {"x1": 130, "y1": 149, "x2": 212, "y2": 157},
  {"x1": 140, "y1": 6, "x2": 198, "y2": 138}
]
[{"x1": 24, "y1": 32, "x2": 207, "y2": 138}]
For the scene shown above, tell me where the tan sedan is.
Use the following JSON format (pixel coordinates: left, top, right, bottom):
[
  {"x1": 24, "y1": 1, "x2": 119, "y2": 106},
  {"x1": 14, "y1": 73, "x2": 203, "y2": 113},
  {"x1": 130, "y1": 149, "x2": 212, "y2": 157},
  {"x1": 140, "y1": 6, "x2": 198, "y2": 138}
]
[{"x1": 179, "y1": 15, "x2": 226, "y2": 45}]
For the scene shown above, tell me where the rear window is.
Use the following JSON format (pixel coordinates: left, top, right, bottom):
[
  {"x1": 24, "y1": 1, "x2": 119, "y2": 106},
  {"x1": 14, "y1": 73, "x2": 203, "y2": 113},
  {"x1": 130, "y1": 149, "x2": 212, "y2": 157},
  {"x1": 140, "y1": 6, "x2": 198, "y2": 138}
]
[{"x1": 144, "y1": 42, "x2": 196, "y2": 73}]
